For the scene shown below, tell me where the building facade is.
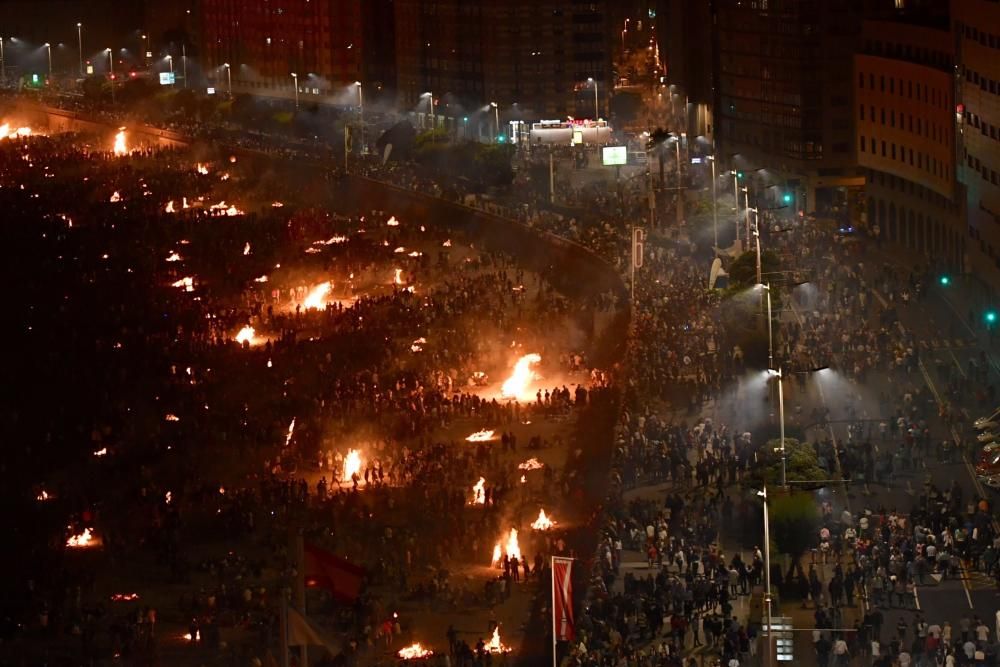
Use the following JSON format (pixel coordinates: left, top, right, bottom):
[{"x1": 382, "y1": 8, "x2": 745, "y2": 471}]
[
  {"x1": 199, "y1": 0, "x2": 393, "y2": 103},
  {"x1": 854, "y1": 18, "x2": 965, "y2": 267},
  {"x1": 954, "y1": 0, "x2": 1000, "y2": 285},
  {"x1": 394, "y1": 0, "x2": 612, "y2": 132},
  {"x1": 656, "y1": 0, "x2": 715, "y2": 139}
]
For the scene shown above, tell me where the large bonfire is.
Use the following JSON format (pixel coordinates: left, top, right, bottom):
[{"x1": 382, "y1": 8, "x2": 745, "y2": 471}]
[{"x1": 500, "y1": 353, "x2": 541, "y2": 399}]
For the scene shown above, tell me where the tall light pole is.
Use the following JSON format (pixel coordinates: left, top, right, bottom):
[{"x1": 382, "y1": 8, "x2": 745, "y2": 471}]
[
  {"x1": 142, "y1": 33, "x2": 149, "y2": 65},
  {"x1": 758, "y1": 487, "x2": 775, "y2": 667},
  {"x1": 181, "y1": 43, "x2": 187, "y2": 88},
  {"x1": 742, "y1": 186, "x2": 752, "y2": 246},
  {"x1": 587, "y1": 77, "x2": 599, "y2": 119},
  {"x1": 491, "y1": 101, "x2": 499, "y2": 141},
  {"x1": 424, "y1": 91, "x2": 435, "y2": 130},
  {"x1": 106, "y1": 48, "x2": 115, "y2": 104},
  {"x1": 707, "y1": 154, "x2": 719, "y2": 249},
  {"x1": 223, "y1": 62, "x2": 231, "y2": 95},
  {"x1": 733, "y1": 171, "x2": 741, "y2": 244},
  {"x1": 355, "y1": 81, "x2": 364, "y2": 152},
  {"x1": 166, "y1": 54, "x2": 173, "y2": 83},
  {"x1": 43, "y1": 43, "x2": 51, "y2": 80},
  {"x1": 0, "y1": 37, "x2": 5, "y2": 84},
  {"x1": 291, "y1": 72, "x2": 299, "y2": 108},
  {"x1": 76, "y1": 23, "x2": 83, "y2": 77}
]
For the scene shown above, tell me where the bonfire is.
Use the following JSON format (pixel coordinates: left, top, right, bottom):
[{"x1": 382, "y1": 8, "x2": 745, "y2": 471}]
[
  {"x1": 500, "y1": 353, "x2": 541, "y2": 399},
  {"x1": 398, "y1": 643, "x2": 433, "y2": 660},
  {"x1": 531, "y1": 509, "x2": 556, "y2": 530},
  {"x1": 466, "y1": 429, "x2": 496, "y2": 443}
]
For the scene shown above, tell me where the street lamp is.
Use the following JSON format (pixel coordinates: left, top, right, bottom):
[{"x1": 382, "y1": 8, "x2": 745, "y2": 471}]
[
  {"x1": 490, "y1": 101, "x2": 499, "y2": 141},
  {"x1": 43, "y1": 43, "x2": 51, "y2": 80},
  {"x1": 422, "y1": 91, "x2": 435, "y2": 130},
  {"x1": 706, "y1": 155, "x2": 719, "y2": 249},
  {"x1": 733, "y1": 171, "x2": 741, "y2": 244},
  {"x1": 105, "y1": 48, "x2": 115, "y2": 104},
  {"x1": 141, "y1": 33, "x2": 149, "y2": 64},
  {"x1": 166, "y1": 54, "x2": 173, "y2": 79},
  {"x1": 758, "y1": 487, "x2": 775, "y2": 667},
  {"x1": 223, "y1": 62, "x2": 231, "y2": 95},
  {"x1": 0, "y1": 37, "x2": 5, "y2": 84},
  {"x1": 587, "y1": 77, "x2": 599, "y2": 119},
  {"x1": 76, "y1": 23, "x2": 83, "y2": 76},
  {"x1": 355, "y1": 81, "x2": 364, "y2": 152},
  {"x1": 291, "y1": 72, "x2": 299, "y2": 108}
]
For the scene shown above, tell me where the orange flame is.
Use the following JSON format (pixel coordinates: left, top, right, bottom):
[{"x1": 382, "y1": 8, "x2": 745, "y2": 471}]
[
  {"x1": 109, "y1": 191, "x2": 121, "y2": 203},
  {"x1": 235, "y1": 326, "x2": 256, "y2": 345},
  {"x1": 471, "y1": 477, "x2": 486, "y2": 505},
  {"x1": 386, "y1": 216, "x2": 400, "y2": 226},
  {"x1": 343, "y1": 449, "x2": 362, "y2": 482},
  {"x1": 243, "y1": 242, "x2": 251, "y2": 256},
  {"x1": 518, "y1": 458, "x2": 543, "y2": 471},
  {"x1": 196, "y1": 163, "x2": 209, "y2": 175},
  {"x1": 485, "y1": 627, "x2": 512, "y2": 653},
  {"x1": 531, "y1": 509, "x2": 556, "y2": 530},
  {"x1": 67, "y1": 527, "x2": 98, "y2": 548},
  {"x1": 113, "y1": 129, "x2": 127, "y2": 156},
  {"x1": 393, "y1": 268, "x2": 404, "y2": 285},
  {"x1": 172, "y1": 277, "x2": 194, "y2": 292},
  {"x1": 303, "y1": 282, "x2": 331, "y2": 310},
  {"x1": 501, "y1": 353, "x2": 541, "y2": 399},
  {"x1": 466, "y1": 429, "x2": 496, "y2": 442},
  {"x1": 110, "y1": 593, "x2": 140, "y2": 601},
  {"x1": 398, "y1": 643, "x2": 433, "y2": 659}
]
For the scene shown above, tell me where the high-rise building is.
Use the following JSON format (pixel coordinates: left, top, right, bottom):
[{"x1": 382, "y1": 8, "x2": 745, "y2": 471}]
[
  {"x1": 854, "y1": 13, "x2": 964, "y2": 268},
  {"x1": 394, "y1": 0, "x2": 612, "y2": 132},
  {"x1": 714, "y1": 0, "x2": 867, "y2": 211},
  {"x1": 656, "y1": 0, "x2": 715, "y2": 138},
  {"x1": 954, "y1": 0, "x2": 1000, "y2": 285},
  {"x1": 199, "y1": 0, "x2": 393, "y2": 103}
]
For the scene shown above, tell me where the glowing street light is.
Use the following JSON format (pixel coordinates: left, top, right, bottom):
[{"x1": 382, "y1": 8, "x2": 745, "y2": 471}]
[
  {"x1": 421, "y1": 91, "x2": 435, "y2": 130},
  {"x1": 105, "y1": 48, "x2": 115, "y2": 104},
  {"x1": 490, "y1": 101, "x2": 500, "y2": 142},
  {"x1": 0, "y1": 37, "x2": 5, "y2": 83},
  {"x1": 223, "y1": 62, "x2": 231, "y2": 95},
  {"x1": 587, "y1": 76, "x2": 599, "y2": 120},
  {"x1": 43, "y1": 43, "x2": 51, "y2": 80},
  {"x1": 291, "y1": 72, "x2": 299, "y2": 108},
  {"x1": 355, "y1": 81, "x2": 364, "y2": 151},
  {"x1": 76, "y1": 23, "x2": 83, "y2": 76}
]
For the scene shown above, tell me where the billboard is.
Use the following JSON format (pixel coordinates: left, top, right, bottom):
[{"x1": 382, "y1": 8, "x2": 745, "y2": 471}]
[
  {"x1": 602, "y1": 146, "x2": 627, "y2": 166},
  {"x1": 159, "y1": 72, "x2": 176, "y2": 86}
]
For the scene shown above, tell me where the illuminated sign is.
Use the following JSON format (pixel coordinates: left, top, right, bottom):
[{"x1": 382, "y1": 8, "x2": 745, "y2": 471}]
[
  {"x1": 159, "y1": 72, "x2": 176, "y2": 85},
  {"x1": 602, "y1": 146, "x2": 628, "y2": 166}
]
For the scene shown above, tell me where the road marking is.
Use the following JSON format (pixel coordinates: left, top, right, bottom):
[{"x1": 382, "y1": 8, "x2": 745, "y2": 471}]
[
  {"x1": 950, "y1": 349, "x2": 967, "y2": 379},
  {"x1": 913, "y1": 584, "x2": 922, "y2": 611},
  {"x1": 958, "y1": 560, "x2": 976, "y2": 609}
]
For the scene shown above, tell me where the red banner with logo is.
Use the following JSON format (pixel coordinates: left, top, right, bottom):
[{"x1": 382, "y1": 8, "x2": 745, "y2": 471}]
[{"x1": 552, "y1": 556, "x2": 575, "y2": 642}]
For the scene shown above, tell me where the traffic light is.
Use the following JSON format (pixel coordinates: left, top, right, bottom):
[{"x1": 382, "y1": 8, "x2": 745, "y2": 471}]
[
  {"x1": 736, "y1": 171, "x2": 744, "y2": 179},
  {"x1": 939, "y1": 275, "x2": 951, "y2": 286},
  {"x1": 782, "y1": 192, "x2": 793, "y2": 204},
  {"x1": 986, "y1": 310, "x2": 997, "y2": 325},
  {"x1": 497, "y1": 134, "x2": 506, "y2": 143}
]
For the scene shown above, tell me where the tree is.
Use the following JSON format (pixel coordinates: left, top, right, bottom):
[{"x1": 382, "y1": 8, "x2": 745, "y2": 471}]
[
  {"x1": 727, "y1": 249, "x2": 780, "y2": 290},
  {"x1": 768, "y1": 491, "x2": 818, "y2": 562},
  {"x1": 762, "y1": 438, "x2": 829, "y2": 487},
  {"x1": 81, "y1": 75, "x2": 109, "y2": 102},
  {"x1": 647, "y1": 128, "x2": 671, "y2": 184}
]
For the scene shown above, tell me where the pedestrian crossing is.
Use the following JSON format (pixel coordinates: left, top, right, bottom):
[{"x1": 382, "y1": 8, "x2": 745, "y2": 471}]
[
  {"x1": 960, "y1": 569, "x2": 997, "y2": 591},
  {"x1": 918, "y1": 337, "x2": 977, "y2": 350}
]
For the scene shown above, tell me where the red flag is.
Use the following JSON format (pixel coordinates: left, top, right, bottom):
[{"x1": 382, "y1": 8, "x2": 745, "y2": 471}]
[
  {"x1": 303, "y1": 543, "x2": 365, "y2": 603},
  {"x1": 552, "y1": 556, "x2": 575, "y2": 641}
]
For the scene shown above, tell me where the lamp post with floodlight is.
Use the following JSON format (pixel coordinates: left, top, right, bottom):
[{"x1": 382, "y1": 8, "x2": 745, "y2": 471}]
[
  {"x1": 106, "y1": 48, "x2": 115, "y2": 103},
  {"x1": 223, "y1": 63, "x2": 231, "y2": 95},
  {"x1": 291, "y1": 72, "x2": 299, "y2": 108},
  {"x1": 76, "y1": 24, "x2": 83, "y2": 76}
]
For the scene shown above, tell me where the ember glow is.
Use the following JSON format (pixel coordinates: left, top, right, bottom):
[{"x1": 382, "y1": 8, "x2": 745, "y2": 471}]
[
  {"x1": 93, "y1": 447, "x2": 108, "y2": 457},
  {"x1": 110, "y1": 593, "x2": 140, "y2": 602},
  {"x1": 164, "y1": 413, "x2": 180, "y2": 422},
  {"x1": 443, "y1": 239, "x2": 452, "y2": 247},
  {"x1": 36, "y1": 490, "x2": 52, "y2": 501},
  {"x1": 518, "y1": 458, "x2": 544, "y2": 471},
  {"x1": 172, "y1": 277, "x2": 195, "y2": 292},
  {"x1": 485, "y1": 627, "x2": 512, "y2": 654},
  {"x1": 235, "y1": 326, "x2": 256, "y2": 345},
  {"x1": 166, "y1": 252, "x2": 182, "y2": 262},
  {"x1": 411, "y1": 337, "x2": 426, "y2": 352},
  {"x1": 500, "y1": 353, "x2": 542, "y2": 400},
  {"x1": 471, "y1": 477, "x2": 486, "y2": 505},
  {"x1": 66, "y1": 527, "x2": 98, "y2": 548},
  {"x1": 285, "y1": 418, "x2": 296, "y2": 447},
  {"x1": 343, "y1": 449, "x2": 362, "y2": 482},
  {"x1": 243, "y1": 242, "x2": 251, "y2": 256},
  {"x1": 196, "y1": 163, "x2": 209, "y2": 175},
  {"x1": 394, "y1": 268, "x2": 404, "y2": 285},
  {"x1": 165, "y1": 200, "x2": 176, "y2": 213},
  {"x1": 313, "y1": 235, "x2": 348, "y2": 246},
  {"x1": 398, "y1": 644, "x2": 434, "y2": 660},
  {"x1": 531, "y1": 509, "x2": 556, "y2": 530},
  {"x1": 386, "y1": 216, "x2": 400, "y2": 226},
  {"x1": 466, "y1": 429, "x2": 496, "y2": 443},
  {"x1": 109, "y1": 191, "x2": 121, "y2": 203},
  {"x1": 303, "y1": 282, "x2": 332, "y2": 310},
  {"x1": 113, "y1": 129, "x2": 127, "y2": 156},
  {"x1": 208, "y1": 201, "x2": 244, "y2": 216}
]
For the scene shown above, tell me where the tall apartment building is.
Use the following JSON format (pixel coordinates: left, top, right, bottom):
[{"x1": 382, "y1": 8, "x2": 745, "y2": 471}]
[
  {"x1": 954, "y1": 0, "x2": 1000, "y2": 285},
  {"x1": 854, "y1": 14, "x2": 964, "y2": 267},
  {"x1": 199, "y1": 0, "x2": 394, "y2": 103},
  {"x1": 394, "y1": 0, "x2": 612, "y2": 130},
  {"x1": 714, "y1": 0, "x2": 867, "y2": 212},
  {"x1": 656, "y1": 0, "x2": 715, "y2": 139}
]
